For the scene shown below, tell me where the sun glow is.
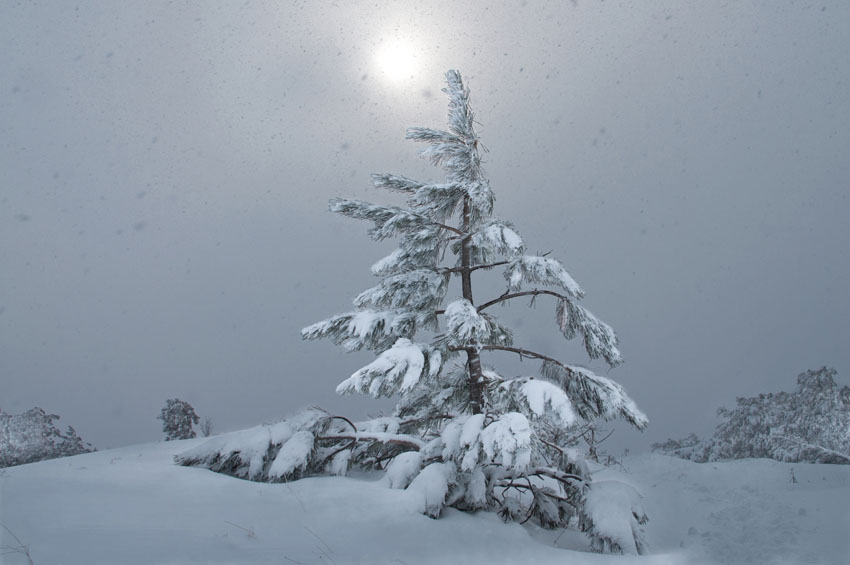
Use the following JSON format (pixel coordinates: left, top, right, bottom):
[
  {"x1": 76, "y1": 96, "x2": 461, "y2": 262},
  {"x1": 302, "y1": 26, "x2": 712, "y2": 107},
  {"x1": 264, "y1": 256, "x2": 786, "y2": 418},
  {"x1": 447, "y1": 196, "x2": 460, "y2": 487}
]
[{"x1": 374, "y1": 39, "x2": 418, "y2": 83}]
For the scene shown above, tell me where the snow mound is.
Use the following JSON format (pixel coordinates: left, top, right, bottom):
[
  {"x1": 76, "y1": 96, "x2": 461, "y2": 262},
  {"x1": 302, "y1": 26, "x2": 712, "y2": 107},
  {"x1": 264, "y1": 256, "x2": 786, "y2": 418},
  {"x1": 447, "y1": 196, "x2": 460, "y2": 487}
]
[
  {"x1": 406, "y1": 461, "x2": 457, "y2": 518},
  {"x1": 174, "y1": 407, "x2": 329, "y2": 481},
  {"x1": 581, "y1": 480, "x2": 648, "y2": 555},
  {"x1": 3, "y1": 445, "x2": 849, "y2": 564}
]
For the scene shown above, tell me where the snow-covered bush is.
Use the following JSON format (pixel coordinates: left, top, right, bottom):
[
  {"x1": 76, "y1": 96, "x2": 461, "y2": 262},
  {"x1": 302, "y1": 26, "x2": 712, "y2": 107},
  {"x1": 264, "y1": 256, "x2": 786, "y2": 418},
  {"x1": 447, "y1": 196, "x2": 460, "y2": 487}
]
[
  {"x1": 0, "y1": 407, "x2": 94, "y2": 467},
  {"x1": 178, "y1": 70, "x2": 648, "y2": 554},
  {"x1": 653, "y1": 367, "x2": 850, "y2": 464},
  {"x1": 650, "y1": 433, "x2": 708, "y2": 462},
  {"x1": 158, "y1": 398, "x2": 200, "y2": 441}
]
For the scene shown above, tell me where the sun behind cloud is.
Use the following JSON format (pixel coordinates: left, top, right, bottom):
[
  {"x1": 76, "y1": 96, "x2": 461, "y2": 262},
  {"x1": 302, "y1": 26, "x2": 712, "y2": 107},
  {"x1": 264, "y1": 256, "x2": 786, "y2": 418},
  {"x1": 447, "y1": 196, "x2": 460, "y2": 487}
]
[{"x1": 374, "y1": 38, "x2": 418, "y2": 83}]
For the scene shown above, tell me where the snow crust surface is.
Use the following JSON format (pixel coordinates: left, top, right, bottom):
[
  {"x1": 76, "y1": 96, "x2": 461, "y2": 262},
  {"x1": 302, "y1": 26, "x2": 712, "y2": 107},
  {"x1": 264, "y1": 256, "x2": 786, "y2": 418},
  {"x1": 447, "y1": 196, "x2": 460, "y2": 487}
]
[{"x1": 2, "y1": 442, "x2": 849, "y2": 564}]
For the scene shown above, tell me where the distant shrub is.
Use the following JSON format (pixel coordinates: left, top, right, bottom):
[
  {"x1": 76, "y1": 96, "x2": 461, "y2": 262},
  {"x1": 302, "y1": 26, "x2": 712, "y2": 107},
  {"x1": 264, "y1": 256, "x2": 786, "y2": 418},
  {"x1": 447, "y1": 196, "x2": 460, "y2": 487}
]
[
  {"x1": 0, "y1": 407, "x2": 95, "y2": 468},
  {"x1": 653, "y1": 367, "x2": 850, "y2": 464}
]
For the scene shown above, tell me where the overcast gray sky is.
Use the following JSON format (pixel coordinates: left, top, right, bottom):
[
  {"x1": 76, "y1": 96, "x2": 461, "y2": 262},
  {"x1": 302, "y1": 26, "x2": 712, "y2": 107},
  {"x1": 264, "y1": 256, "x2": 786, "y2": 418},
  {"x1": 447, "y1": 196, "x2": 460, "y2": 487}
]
[{"x1": 2, "y1": 1, "x2": 848, "y2": 451}]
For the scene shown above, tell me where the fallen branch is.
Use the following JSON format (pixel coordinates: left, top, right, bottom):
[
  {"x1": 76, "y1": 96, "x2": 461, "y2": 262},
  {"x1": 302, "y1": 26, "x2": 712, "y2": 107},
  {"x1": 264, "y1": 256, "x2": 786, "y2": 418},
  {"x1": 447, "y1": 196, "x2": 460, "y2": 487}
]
[
  {"x1": 317, "y1": 433, "x2": 423, "y2": 452},
  {"x1": 529, "y1": 466, "x2": 585, "y2": 484}
]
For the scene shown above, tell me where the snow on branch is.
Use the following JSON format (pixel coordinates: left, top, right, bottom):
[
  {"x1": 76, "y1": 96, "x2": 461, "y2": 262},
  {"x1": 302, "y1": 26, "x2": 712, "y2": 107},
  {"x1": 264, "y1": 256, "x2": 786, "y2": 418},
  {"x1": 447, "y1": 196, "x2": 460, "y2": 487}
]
[
  {"x1": 354, "y1": 269, "x2": 449, "y2": 311},
  {"x1": 504, "y1": 255, "x2": 584, "y2": 298},
  {"x1": 330, "y1": 198, "x2": 462, "y2": 240},
  {"x1": 371, "y1": 176, "x2": 477, "y2": 224},
  {"x1": 371, "y1": 173, "x2": 424, "y2": 194},
  {"x1": 384, "y1": 451, "x2": 424, "y2": 489},
  {"x1": 580, "y1": 480, "x2": 649, "y2": 555},
  {"x1": 318, "y1": 431, "x2": 424, "y2": 452},
  {"x1": 439, "y1": 413, "x2": 486, "y2": 471},
  {"x1": 404, "y1": 127, "x2": 460, "y2": 145},
  {"x1": 370, "y1": 229, "x2": 447, "y2": 276},
  {"x1": 555, "y1": 299, "x2": 622, "y2": 367},
  {"x1": 405, "y1": 70, "x2": 483, "y2": 184},
  {"x1": 466, "y1": 180, "x2": 495, "y2": 223},
  {"x1": 438, "y1": 412, "x2": 532, "y2": 473},
  {"x1": 452, "y1": 221, "x2": 525, "y2": 265},
  {"x1": 336, "y1": 338, "x2": 442, "y2": 398},
  {"x1": 540, "y1": 360, "x2": 647, "y2": 430},
  {"x1": 770, "y1": 434, "x2": 850, "y2": 464},
  {"x1": 408, "y1": 182, "x2": 466, "y2": 221},
  {"x1": 492, "y1": 377, "x2": 578, "y2": 428},
  {"x1": 175, "y1": 408, "x2": 331, "y2": 481},
  {"x1": 267, "y1": 430, "x2": 314, "y2": 480},
  {"x1": 476, "y1": 290, "x2": 621, "y2": 368},
  {"x1": 443, "y1": 298, "x2": 512, "y2": 348},
  {"x1": 444, "y1": 69, "x2": 475, "y2": 138},
  {"x1": 480, "y1": 412, "x2": 533, "y2": 472},
  {"x1": 302, "y1": 309, "x2": 436, "y2": 352},
  {"x1": 411, "y1": 138, "x2": 481, "y2": 183},
  {"x1": 406, "y1": 461, "x2": 457, "y2": 518}
]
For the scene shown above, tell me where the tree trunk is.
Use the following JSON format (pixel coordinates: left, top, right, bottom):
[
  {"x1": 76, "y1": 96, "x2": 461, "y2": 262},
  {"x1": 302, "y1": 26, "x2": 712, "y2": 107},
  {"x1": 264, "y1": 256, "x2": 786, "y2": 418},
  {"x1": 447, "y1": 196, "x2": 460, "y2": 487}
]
[
  {"x1": 460, "y1": 198, "x2": 473, "y2": 303},
  {"x1": 467, "y1": 348, "x2": 485, "y2": 414},
  {"x1": 461, "y1": 195, "x2": 485, "y2": 414}
]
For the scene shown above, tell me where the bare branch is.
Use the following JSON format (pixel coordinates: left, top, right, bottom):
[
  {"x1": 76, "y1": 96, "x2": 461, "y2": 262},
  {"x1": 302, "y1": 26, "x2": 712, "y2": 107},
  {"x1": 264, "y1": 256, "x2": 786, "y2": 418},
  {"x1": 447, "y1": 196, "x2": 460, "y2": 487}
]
[
  {"x1": 584, "y1": 427, "x2": 615, "y2": 446},
  {"x1": 529, "y1": 466, "x2": 586, "y2": 484},
  {"x1": 329, "y1": 415, "x2": 358, "y2": 434},
  {"x1": 477, "y1": 289, "x2": 570, "y2": 312},
  {"x1": 477, "y1": 344, "x2": 565, "y2": 369},
  {"x1": 434, "y1": 222, "x2": 465, "y2": 237},
  {"x1": 442, "y1": 260, "x2": 510, "y2": 275}
]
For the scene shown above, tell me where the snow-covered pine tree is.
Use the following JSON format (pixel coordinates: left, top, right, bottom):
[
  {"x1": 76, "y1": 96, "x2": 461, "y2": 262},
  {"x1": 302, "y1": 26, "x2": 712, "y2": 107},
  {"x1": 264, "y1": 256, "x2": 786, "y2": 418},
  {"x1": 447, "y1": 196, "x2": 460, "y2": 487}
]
[
  {"x1": 178, "y1": 70, "x2": 649, "y2": 554},
  {"x1": 306, "y1": 70, "x2": 647, "y2": 552}
]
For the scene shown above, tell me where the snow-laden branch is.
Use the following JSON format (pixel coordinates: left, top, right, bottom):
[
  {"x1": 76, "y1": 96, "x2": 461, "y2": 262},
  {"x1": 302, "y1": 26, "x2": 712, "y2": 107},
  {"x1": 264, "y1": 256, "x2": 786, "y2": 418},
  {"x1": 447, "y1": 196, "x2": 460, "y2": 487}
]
[
  {"x1": 773, "y1": 435, "x2": 850, "y2": 463},
  {"x1": 478, "y1": 345, "x2": 646, "y2": 430},
  {"x1": 476, "y1": 290, "x2": 622, "y2": 367},
  {"x1": 354, "y1": 269, "x2": 449, "y2": 312},
  {"x1": 405, "y1": 71, "x2": 484, "y2": 186},
  {"x1": 330, "y1": 198, "x2": 464, "y2": 240},
  {"x1": 555, "y1": 299, "x2": 622, "y2": 367},
  {"x1": 504, "y1": 255, "x2": 584, "y2": 299},
  {"x1": 370, "y1": 173, "x2": 425, "y2": 194},
  {"x1": 443, "y1": 299, "x2": 513, "y2": 348},
  {"x1": 302, "y1": 309, "x2": 436, "y2": 352},
  {"x1": 317, "y1": 432, "x2": 424, "y2": 452},
  {"x1": 529, "y1": 466, "x2": 586, "y2": 484},
  {"x1": 337, "y1": 338, "x2": 442, "y2": 398},
  {"x1": 451, "y1": 221, "x2": 525, "y2": 265},
  {"x1": 491, "y1": 376, "x2": 578, "y2": 428}
]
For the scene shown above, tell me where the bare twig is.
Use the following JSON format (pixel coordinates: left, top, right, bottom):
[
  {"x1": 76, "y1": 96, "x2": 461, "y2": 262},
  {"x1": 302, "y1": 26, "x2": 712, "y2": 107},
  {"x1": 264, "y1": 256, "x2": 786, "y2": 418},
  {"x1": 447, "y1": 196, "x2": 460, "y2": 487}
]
[
  {"x1": 1, "y1": 524, "x2": 34, "y2": 565},
  {"x1": 304, "y1": 526, "x2": 334, "y2": 557},
  {"x1": 529, "y1": 466, "x2": 585, "y2": 484},
  {"x1": 583, "y1": 426, "x2": 615, "y2": 445},
  {"x1": 224, "y1": 520, "x2": 256, "y2": 538}
]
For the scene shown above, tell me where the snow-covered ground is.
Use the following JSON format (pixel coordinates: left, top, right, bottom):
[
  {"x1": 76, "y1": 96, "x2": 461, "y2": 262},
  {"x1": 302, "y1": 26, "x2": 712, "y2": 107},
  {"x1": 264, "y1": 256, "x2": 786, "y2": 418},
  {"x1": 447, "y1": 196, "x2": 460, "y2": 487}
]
[{"x1": 2, "y1": 439, "x2": 848, "y2": 564}]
